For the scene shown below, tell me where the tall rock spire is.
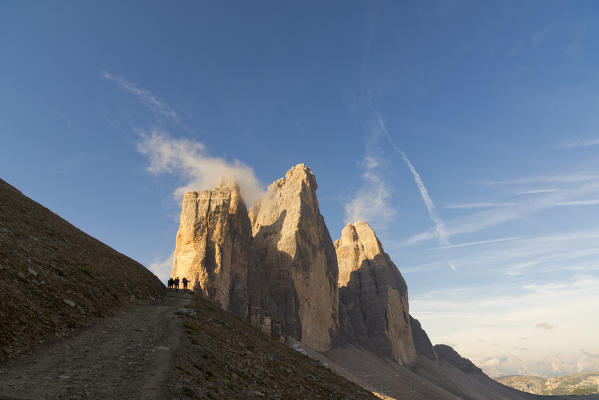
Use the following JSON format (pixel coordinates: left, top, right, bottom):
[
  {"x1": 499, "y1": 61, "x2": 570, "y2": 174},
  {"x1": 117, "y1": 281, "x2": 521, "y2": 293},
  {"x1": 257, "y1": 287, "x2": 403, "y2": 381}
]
[
  {"x1": 172, "y1": 183, "x2": 255, "y2": 319},
  {"x1": 335, "y1": 221, "x2": 416, "y2": 364},
  {"x1": 249, "y1": 164, "x2": 339, "y2": 352}
]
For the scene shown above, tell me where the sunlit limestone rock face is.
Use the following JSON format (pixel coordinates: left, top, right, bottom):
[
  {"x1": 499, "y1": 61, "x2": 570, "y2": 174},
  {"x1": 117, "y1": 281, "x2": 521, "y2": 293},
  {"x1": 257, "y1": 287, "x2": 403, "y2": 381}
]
[
  {"x1": 171, "y1": 184, "x2": 254, "y2": 319},
  {"x1": 335, "y1": 221, "x2": 416, "y2": 364},
  {"x1": 249, "y1": 164, "x2": 339, "y2": 352}
]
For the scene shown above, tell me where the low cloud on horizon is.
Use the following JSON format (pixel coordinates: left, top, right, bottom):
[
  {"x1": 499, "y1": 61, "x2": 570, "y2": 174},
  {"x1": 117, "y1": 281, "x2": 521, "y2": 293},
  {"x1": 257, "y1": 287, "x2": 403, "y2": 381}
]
[{"x1": 535, "y1": 322, "x2": 557, "y2": 330}]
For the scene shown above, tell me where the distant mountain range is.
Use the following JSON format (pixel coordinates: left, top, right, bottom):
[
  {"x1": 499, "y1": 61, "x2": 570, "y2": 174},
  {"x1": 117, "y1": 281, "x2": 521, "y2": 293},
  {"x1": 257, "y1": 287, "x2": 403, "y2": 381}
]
[
  {"x1": 498, "y1": 372, "x2": 599, "y2": 395},
  {"x1": 476, "y1": 353, "x2": 599, "y2": 379}
]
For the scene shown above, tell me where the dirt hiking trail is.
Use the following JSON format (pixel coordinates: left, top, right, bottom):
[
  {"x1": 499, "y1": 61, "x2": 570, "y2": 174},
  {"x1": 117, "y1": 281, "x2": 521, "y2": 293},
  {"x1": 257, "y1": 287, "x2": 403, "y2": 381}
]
[{"x1": 0, "y1": 293, "x2": 192, "y2": 400}]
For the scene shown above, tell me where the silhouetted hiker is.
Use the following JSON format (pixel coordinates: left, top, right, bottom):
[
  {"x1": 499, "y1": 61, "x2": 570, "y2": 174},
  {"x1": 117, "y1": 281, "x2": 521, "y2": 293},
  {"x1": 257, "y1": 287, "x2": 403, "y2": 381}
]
[
  {"x1": 167, "y1": 278, "x2": 173, "y2": 290},
  {"x1": 175, "y1": 277, "x2": 180, "y2": 291},
  {"x1": 182, "y1": 277, "x2": 189, "y2": 291}
]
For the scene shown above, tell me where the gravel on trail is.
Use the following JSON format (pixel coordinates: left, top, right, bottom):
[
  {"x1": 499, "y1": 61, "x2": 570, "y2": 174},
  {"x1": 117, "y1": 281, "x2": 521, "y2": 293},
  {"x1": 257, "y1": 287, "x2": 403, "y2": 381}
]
[{"x1": 0, "y1": 294, "x2": 192, "y2": 400}]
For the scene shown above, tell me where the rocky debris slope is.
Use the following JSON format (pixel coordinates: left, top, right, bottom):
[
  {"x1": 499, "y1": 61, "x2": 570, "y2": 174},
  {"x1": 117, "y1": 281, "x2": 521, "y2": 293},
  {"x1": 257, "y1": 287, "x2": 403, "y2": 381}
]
[
  {"x1": 0, "y1": 294, "x2": 190, "y2": 400},
  {"x1": 172, "y1": 184, "x2": 256, "y2": 320},
  {"x1": 335, "y1": 221, "x2": 415, "y2": 364},
  {"x1": 498, "y1": 371, "x2": 599, "y2": 395},
  {"x1": 0, "y1": 178, "x2": 165, "y2": 361},
  {"x1": 167, "y1": 295, "x2": 377, "y2": 400},
  {"x1": 434, "y1": 344, "x2": 484, "y2": 374},
  {"x1": 249, "y1": 164, "x2": 339, "y2": 352}
]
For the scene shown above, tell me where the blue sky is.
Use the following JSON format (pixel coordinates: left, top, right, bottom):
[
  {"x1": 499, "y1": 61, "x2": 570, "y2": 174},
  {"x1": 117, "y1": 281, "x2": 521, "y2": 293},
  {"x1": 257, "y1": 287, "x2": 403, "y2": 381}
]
[{"x1": 2, "y1": 1, "x2": 599, "y2": 376}]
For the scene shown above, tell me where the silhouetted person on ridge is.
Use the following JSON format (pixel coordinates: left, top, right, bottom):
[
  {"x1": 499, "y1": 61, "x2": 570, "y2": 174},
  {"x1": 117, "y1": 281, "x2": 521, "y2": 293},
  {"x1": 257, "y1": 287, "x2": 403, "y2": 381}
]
[
  {"x1": 182, "y1": 277, "x2": 189, "y2": 291},
  {"x1": 175, "y1": 277, "x2": 180, "y2": 291},
  {"x1": 167, "y1": 278, "x2": 173, "y2": 290}
]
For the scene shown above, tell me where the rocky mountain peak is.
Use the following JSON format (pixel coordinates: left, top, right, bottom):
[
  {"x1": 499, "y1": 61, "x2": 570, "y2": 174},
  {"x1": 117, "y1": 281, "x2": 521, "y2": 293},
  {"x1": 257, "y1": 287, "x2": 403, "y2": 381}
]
[
  {"x1": 335, "y1": 221, "x2": 416, "y2": 364},
  {"x1": 336, "y1": 221, "x2": 385, "y2": 287},
  {"x1": 172, "y1": 164, "x2": 339, "y2": 352},
  {"x1": 172, "y1": 184, "x2": 255, "y2": 319},
  {"x1": 249, "y1": 164, "x2": 339, "y2": 352}
]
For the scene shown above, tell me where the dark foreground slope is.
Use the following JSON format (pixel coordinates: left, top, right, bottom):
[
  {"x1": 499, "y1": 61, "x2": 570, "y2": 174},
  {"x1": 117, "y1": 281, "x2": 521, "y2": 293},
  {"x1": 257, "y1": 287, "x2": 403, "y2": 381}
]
[
  {"x1": 167, "y1": 295, "x2": 378, "y2": 400},
  {"x1": 0, "y1": 294, "x2": 191, "y2": 400},
  {"x1": 0, "y1": 178, "x2": 165, "y2": 361}
]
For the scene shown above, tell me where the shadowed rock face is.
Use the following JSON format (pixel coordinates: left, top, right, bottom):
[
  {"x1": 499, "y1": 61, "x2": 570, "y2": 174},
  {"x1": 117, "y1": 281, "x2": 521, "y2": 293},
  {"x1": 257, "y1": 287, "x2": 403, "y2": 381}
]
[
  {"x1": 335, "y1": 222, "x2": 416, "y2": 364},
  {"x1": 434, "y1": 344, "x2": 483, "y2": 375},
  {"x1": 249, "y1": 164, "x2": 339, "y2": 352},
  {"x1": 410, "y1": 315, "x2": 439, "y2": 361},
  {"x1": 172, "y1": 184, "x2": 255, "y2": 319}
]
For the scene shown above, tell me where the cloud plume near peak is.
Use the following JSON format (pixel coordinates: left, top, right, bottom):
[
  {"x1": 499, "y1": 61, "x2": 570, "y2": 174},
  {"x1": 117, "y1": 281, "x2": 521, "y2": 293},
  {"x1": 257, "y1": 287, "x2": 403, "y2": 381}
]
[{"x1": 137, "y1": 131, "x2": 264, "y2": 205}]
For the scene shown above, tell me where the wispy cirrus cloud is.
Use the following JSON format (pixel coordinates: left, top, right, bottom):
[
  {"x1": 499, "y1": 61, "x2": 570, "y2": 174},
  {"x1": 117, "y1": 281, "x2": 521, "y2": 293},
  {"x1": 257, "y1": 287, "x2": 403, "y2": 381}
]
[
  {"x1": 345, "y1": 155, "x2": 397, "y2": 225},
  {"x1": 557, "y1": 137, "x2": 599, "y2": 149},
  {"x1": 404, "y1": 174, "x2": 599, "y2": 246},
  {"x1": 517, "y1": 188, "x2": 557, "y2": 196},
  {"x1": 102, "y1": 70, "x2": 180, "y2": 122},
  {"x1": 505, "y1": 260, "x2": 541, "y2": 276},
  {"x1": 438, "y1": 236, "x2": 521, "y2": 250},
  {"x1": 483, "y1": 173, "x2": 599, "y2": 185},
  {"x1": 556, "y1": 199, "x2": 599, "y2": 206},
  {"x1": 444, "y1": 202, "x2": 516, "y2": 209},
  {"x1": 531, "y1": 25, "x2": 552, "y2": 46}
]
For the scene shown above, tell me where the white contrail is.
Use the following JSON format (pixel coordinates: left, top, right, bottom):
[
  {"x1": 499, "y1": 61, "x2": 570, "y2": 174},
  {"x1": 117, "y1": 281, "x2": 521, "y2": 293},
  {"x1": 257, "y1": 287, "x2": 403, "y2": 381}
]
[
  {"x1": 375, "y1": 111, "x2": 450, "y2": 246},
  {"x1": 438, "y1": 236, "x2": 521, "y2": 250}
]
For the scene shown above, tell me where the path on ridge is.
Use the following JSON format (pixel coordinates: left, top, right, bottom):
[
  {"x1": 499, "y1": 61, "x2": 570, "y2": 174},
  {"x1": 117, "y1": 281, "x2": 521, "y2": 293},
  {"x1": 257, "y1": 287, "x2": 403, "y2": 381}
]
[{"x1": 0, "y1": 293, "x2": 192, "y2": 400}]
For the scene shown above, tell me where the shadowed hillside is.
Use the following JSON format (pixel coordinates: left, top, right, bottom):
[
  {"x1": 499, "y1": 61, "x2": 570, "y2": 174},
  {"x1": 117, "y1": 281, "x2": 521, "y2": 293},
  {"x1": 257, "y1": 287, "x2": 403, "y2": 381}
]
[
  {"x1": 0, "y1": 178, "x2": 165, "y2": 361},
  {"x1": 166, "y1": 295, "x2": 378, "y2": 399}
]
